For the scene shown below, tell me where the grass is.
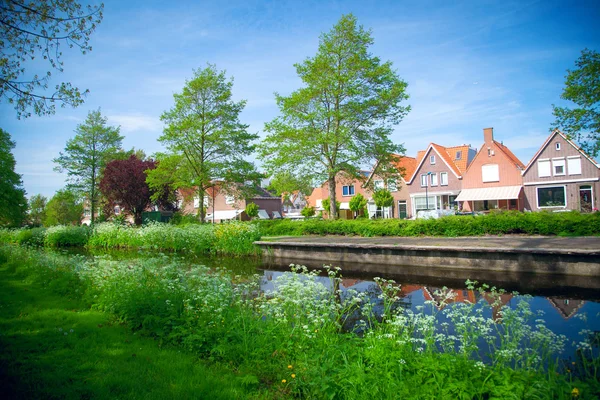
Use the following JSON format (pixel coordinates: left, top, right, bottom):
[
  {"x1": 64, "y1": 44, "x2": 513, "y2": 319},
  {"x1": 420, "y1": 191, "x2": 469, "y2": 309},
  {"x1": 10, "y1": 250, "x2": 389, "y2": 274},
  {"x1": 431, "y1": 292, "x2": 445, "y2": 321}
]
[
  {"x1": 0, "y1": 248, "x2": 260, "y2": 399},
  {"x1": 1, "y1": 245, "x2": 599, "y2": 399}
]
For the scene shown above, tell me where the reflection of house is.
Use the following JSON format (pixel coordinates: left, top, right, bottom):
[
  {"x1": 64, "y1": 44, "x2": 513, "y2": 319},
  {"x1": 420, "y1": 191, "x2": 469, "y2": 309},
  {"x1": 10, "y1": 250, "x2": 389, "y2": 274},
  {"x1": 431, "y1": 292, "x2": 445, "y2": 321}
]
[
  {"x1": 406, "y1": 143, "x2": 476, "y2": 217},
  {"x1": 547, "y1": 297, "x2": 585, "y2": 319},
  {"x1": 456, "y1": 128, "x2": 526, "y2": 212},
  {"x1": 482, "y1": 293, "x2": 514, "y2": 322},
  {"x1": 180, "y1": 184, "x2": 282, "y2": 223},
  {"x1": 422, "y1": 287, "x2": 478, "y2": 310},
  {"x1": 522, "y1": 130, "x2": 599, "y2": 212}
]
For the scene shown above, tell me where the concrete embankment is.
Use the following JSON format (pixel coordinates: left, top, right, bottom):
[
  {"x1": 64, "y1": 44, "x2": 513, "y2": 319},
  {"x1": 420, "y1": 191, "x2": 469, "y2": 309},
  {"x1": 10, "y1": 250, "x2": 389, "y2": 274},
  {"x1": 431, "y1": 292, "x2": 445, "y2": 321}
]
[{"x1": 255, "y1": 236, "x2": 600, "y2": 278}]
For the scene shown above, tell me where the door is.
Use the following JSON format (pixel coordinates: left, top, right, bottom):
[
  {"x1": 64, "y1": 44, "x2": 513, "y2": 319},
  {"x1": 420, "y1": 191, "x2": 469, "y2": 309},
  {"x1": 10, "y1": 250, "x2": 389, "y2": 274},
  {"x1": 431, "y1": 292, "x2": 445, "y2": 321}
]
[
  {"x1": 398, "y1": 201, "x2": 407, "y2": 219},
  {"x1": 579, "y1": 185, "x2": 593, "y2": 212}
]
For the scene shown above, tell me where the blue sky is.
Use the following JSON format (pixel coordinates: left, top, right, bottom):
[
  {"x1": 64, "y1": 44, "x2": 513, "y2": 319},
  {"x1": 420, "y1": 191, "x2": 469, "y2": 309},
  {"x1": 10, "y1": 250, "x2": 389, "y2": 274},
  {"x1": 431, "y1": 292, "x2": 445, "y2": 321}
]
[{"x1": 2, "y1": 0, "x2": 599, "y2": 199}]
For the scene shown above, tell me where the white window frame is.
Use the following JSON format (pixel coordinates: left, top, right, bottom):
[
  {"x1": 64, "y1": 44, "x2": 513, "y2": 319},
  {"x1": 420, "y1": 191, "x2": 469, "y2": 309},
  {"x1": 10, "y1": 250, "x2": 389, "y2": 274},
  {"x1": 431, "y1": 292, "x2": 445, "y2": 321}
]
[
  {"x1": 567, "y1": 156, "x2": 581, "y2": 175},
  {"x1": 387, "y1": 179, "x2": 397, "y2": 192},
  {"x1": 342, "y1": 185, "x2": 355, "y2": 196},
  {"x1": 555, "y1": 142, "x2": 561, "y2": 151},
  {"x1": 537, "y1": 159, "x2": 551, "y2": 178},
  {"x1": 374, "y1": 180, "x2": 384, "y2": 190},
  {"x1": 536, "y1": 185, "x2": 567, "y2": 209},
  {"x1": 420, "y1": 174, "x2": 428, "y2": 187},
  {"x1": 552, "y1": 158, "x2": 566, "y2": 176},
  {"x1": 225, "y1": 195, "x2": 235, "y2": 205},
  {"x1": 455, "y1": 151, "x2": 462, "y2": 160},
  {"x1": 430, "y1": 155, "x2": 436, "y2": 165},
  {"x1": 482, "y1": 164, "x2": 499, "y2": 183},
  {"x1": 440, "y1": 172, "x2": 448, "y2": 186},
  {"x1": 430, "y1": 173, "x2": 438, "y2": 186},
  {"x1": 193, "y1": 196, "x2": 200, "y2": 208}
]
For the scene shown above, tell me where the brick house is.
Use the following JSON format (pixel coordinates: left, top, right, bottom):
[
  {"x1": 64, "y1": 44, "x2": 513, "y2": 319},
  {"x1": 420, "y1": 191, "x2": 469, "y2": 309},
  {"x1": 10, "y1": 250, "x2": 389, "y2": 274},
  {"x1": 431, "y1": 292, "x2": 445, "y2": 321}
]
[
  {"x1": 306, "y1": 171, "x2": 371, "y2": 219},
  {"x1": 406, "y1": 143, "x2": 476, "y2": 217},
  {"x1": 456, "y1": 128, "x2": 526, "y2": 212},
  {"x1": 521, "y1": 130, "x2": 599, "y2": 212}
]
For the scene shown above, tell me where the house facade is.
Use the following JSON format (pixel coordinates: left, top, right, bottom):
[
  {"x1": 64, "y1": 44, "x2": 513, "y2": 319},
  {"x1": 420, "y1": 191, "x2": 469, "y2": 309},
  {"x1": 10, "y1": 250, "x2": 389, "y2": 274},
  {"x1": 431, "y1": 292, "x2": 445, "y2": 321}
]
[
  {"x1": 521, "y1": 130, "x2": 599, "y2": 212},
  {"x1": 406, "y1": 143, "x2": 476, "y2": 217},
  {"x1": 366, "y1": 154, "x2": 417, "y2": 219},
  {"x1": 456, "y1": 128, "x2": 526, "y2": 212},
  {"x1": 306, "y1": 171, "x2": 371, "y2": 219}
]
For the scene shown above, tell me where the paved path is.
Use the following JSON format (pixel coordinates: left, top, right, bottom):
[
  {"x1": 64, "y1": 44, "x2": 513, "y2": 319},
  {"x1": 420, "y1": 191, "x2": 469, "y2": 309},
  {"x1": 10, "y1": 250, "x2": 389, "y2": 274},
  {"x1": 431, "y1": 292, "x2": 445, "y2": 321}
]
[{"x1": 261, "y1": 235, "x2": 600, "y2": 252}]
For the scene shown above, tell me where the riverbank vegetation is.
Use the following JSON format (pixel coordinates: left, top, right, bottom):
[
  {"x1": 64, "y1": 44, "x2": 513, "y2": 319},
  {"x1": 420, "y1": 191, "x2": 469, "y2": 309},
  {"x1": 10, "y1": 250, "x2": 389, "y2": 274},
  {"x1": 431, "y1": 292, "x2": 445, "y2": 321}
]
[
  {"x1": 256, "y1": 210, "x2": 600, "y2": 237},
  {"x1": 1, "y1": 244, "x2": 597, "y2": 399}
]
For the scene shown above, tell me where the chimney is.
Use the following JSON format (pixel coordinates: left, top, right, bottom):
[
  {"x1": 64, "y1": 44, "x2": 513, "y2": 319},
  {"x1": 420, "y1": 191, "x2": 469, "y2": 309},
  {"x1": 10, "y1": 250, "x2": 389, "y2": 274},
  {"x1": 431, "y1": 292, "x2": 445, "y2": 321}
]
[{"x1": 483, "y1": 127, "x2": 493, "y2": 144}]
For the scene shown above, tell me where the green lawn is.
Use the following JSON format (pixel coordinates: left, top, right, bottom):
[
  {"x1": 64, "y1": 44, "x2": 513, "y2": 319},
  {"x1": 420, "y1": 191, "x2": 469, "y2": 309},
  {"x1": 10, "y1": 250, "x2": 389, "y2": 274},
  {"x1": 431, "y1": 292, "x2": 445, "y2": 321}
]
[{"x1": 0, "y1": 258, "x2": 258, "y2": 400}]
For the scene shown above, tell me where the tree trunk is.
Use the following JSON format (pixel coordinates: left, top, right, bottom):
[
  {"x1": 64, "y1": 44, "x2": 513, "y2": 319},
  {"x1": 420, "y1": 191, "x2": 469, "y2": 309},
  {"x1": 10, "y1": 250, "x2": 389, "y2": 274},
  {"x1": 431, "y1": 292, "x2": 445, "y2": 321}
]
[
  {"x1": 197, "y1": 187, "x2": 206, "y2": 223},
  {"x1": 328, "y1": 175, "x2": 338, "y2": 219},
  {"x1": 134, "y1": 209, "x2": 143, "y2": 226}
]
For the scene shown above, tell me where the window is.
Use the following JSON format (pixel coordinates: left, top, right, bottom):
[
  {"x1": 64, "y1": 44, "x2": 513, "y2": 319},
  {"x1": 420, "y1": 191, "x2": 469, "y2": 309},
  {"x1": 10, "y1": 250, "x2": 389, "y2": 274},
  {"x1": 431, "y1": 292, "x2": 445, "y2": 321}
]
[
  {"x1": 342, "y1": 185, "x2": 355, "y2": 196},
  {"x1": 482, "y1": 164, "x2": 499, "y2": 182},
  {"x1": 114, "y1": 206, "x2": 120, "y2": 215},
  {"x1": 555, "y1": 142, "x2": 561, "y2": 151},
  {"x1": 225, "y1": 195, "x2": 235, "y2": 204},
  {"x1": 414, "y1": 196, "x2": 437, "y2": 211},
  {"x1": 552, "y1": 158, "x2": 565, "y2": 176},
  {"x1": 440, "y1": 172, "x2": 448, "y2": 186},
  {"x1": 387, "y1": 179, "x2": 397, "y2": 192},
  {"x1": 84, "y1": 209, "x2": 91, "y2": 217},
  {"x1": 421, "y1": 174, "x2": 428, "y2": 187},
  {"x1": 193, "y1": 196, "x2": 200, "y2": 208},
  {"x1": 538, "y1": 159, "x2": 551, "y2": 177},
  {"x1": 455, "y1": 151, "x2": 462, "y2": 160},
  {"x1": 374, "y1": 180, "x2": 384, "y2": 190},
  {"x1": 567, "y1": 157, "x2": 581, "y2": 175},
  {"x1": 537, "y1": 186, "x2": 566, "y2": 207},
  {"x1": 430, "y1": 155, "x2": 436, "y2": 164},
  {"x1": 430, "y1": 173, "x2": 438, "y2": 186}
]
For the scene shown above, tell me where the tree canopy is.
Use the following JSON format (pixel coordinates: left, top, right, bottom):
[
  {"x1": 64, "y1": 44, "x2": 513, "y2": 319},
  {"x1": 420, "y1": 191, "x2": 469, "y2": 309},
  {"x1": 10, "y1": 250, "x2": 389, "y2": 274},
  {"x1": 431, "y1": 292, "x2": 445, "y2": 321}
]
[
  {"x1": 349, "y1": 193, "x2": 367, "y2": 218},
  {"x1": 28, "y1": 194, "x2": 47, "y2": 227},
  {"x1": 0, "y1": 128, "x2": 27, "y2": 227},
  {"x1": 53, "y1": 109, "x2": 123, "y2": 225},
  {"x1": 259, "y1": 14, "x2": 409, "y2": 220},
  {"x1": 0, "y1": 0, "x2": 104, "y2": 118},
  {"x1": 43, "y1": 188, "x2": 82, "y2": 226},
  {"x1": 551, "y1": 49, "x2": 600, "y2": 156},
  {"x1": 147, "y1": 64, "x2": 260, "y2": 223},
  {"x1": 99, "y1": 155, "x2": 157, "y2": 225}
]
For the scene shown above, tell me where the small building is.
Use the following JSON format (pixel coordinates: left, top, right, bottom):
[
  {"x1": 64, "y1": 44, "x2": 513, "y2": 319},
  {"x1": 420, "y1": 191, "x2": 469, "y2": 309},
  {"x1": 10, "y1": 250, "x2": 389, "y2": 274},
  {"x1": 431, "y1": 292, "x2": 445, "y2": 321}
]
[
  {"x1": 406, "y1": 143, "x2": 477, "y2": 217},
  {"x1": 521, "y1": 130, "x2": 599, "y2": 212},
  {"x1": 456, "y1": 128, "x2": 526, "y2": 212},
  {"x1": 366, "y1": 154, "x2": 417, "y2": 219},
  {"x1": 306, "y1": 171, "x2": 371, "y2": 219}
]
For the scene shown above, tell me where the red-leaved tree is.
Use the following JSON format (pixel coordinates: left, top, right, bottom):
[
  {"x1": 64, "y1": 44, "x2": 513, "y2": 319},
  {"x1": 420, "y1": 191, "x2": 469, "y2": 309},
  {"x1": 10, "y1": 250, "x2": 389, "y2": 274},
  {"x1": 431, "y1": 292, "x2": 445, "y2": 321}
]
[{"x1": 100, "y1": 155, "x2": 157, "y2": 225}]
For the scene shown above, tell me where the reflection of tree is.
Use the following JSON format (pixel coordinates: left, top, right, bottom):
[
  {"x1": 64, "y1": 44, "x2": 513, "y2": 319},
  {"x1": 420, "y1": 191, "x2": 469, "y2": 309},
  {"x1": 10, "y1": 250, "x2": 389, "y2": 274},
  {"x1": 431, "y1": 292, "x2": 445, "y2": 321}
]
[{"x1": 547, "y1": 298, "x2": 585, "y2": 320}]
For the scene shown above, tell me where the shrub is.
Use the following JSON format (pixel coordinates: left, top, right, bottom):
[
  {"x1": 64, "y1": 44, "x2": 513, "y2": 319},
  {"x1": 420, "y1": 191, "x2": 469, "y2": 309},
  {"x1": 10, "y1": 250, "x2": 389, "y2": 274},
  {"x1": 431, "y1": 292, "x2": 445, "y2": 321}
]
[
  {"x1": 16, "y1": 227, "x2": 46, "y2": 246},
  {"x1": 44, "y1": 225, "x2": 90, "y2": 247}
]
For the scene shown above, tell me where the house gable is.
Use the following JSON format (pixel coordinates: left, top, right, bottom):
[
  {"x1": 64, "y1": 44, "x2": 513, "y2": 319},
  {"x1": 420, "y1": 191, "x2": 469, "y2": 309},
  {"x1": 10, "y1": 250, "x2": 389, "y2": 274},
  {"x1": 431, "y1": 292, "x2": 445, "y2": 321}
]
[{"x1": 407, "y1": 144, "x2": 462, "y2": 184}]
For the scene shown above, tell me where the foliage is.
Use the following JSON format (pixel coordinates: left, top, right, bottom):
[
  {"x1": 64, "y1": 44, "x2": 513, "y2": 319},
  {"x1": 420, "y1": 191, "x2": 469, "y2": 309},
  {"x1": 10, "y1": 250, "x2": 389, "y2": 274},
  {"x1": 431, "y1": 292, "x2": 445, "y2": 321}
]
[
  {"x1": 149, "y1": 65, "x2": 260, "y2": 223},
  {"x1": 43, "y1": 188, "x2": 83, "y2": 226},
  {"x1": 169, "y1": 211, "x2": 201, "y2": 225},
  {"x1": 28, "y1": 194, "x2": 47, "y2": 227},
  {"x1": 267, "y1": 171, "x2": 313, "y2": 196},
  {"x1": 99, "y1": 155, "x2": 157, "y2": 225},
  {"x1": 259, "y1": 14, "x2": 409, "y2": 219},
  {"x1": 255, "y1": 210, "x2": 600, "y2": 237},
  {"x1": 2, "y1": 246, "x2": 597, "y2": 399},
  {"x1": 321, "y1": 197, "x2": 341, "y2": 218},
  {"x1": 301, "y1": 206, "x2": 316, "y2": 218},
  {"x1": 0, "y1": 0, "x2": 104, "y2": 118},
  {"x1": 372, "y1": 188, "x2": 394, "y2": 212},
  {"x1": 0, "y1": 128, "x2": 27, "y2": 227},
  {"x1": 245, "y1": 202, "x2": 259, "y2": 219},
  {"x1": 552, "y1": 49, "x2": 600, "y2": 156},
  {"x1": 44, "y1": 225, "x2": 89, "y2": 247},
  {"x1": 53, "y1": 109, "x2": 123, "y2": 225}
]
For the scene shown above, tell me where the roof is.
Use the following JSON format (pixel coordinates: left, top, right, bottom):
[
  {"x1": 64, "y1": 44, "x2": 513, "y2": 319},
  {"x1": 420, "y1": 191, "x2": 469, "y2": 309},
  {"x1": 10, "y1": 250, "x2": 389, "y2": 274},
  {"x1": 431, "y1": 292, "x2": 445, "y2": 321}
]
[
  {"x1": 522, "y1": 129, "x2": 600, "y2": 175},
  {"x1": 408, "y1": 143, "x2": 468, "y2": 183},
  {"x1": 455, "y1": 185, "x2": 522, "y2": 202},
  {"x1": 445, "y1": 145, "x2": 473, "y2": 173},
  {"x1": 391, "y1": 154, "x2": 417, "y2": 181},
  {"x1": 494, "y1": 140, "x2": 526, "y2": 169}
]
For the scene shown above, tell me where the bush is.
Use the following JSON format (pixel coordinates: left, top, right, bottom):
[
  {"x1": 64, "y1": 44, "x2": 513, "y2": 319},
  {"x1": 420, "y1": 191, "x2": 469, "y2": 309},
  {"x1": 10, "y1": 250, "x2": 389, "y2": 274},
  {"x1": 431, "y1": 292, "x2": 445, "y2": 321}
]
[
  {"x1": 16, "y1": 227, "x2": 46, "y2": 246},
  {"x1": 44, "y1": 225, "x2": 90, "y2": 247}
]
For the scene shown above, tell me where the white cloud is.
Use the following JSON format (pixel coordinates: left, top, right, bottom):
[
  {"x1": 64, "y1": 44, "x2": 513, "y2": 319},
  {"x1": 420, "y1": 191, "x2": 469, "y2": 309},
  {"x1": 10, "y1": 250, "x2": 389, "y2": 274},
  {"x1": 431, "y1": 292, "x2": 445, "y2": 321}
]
[{"x1": 108, "y1": 114, "x2": 163, "y2": 133}]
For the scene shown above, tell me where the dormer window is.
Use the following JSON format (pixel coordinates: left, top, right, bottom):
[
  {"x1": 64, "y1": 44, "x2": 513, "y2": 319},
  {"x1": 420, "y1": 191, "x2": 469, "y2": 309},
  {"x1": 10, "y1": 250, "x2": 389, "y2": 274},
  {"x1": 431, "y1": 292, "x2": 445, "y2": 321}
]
[
  {"x1": 555, "y1": 142, "x2": 561, "y2": 151},
  {"x1": 430, "y1": 155, "x2": 436, "y2": 164},
  {"x1": 455, "y1": 151, "x2": 462, "y2": 160}
]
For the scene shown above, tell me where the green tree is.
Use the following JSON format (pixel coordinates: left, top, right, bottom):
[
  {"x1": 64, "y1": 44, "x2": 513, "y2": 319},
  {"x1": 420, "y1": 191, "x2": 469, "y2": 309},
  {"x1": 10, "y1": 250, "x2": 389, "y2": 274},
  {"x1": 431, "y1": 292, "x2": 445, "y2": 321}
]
[
  {"x1": 148, "y1": 65, "x2": 260, "y2": 223},
  {"x1": 551, "y1": 49, "x2": 600, "y2": 156},
  {"x1": 349, "y1": 193, "x2": 367, "y2": 218},
  {"x1": 0, "y1": 128, "x2": 27, "y2": 227},
  {"x1": 259, "y1": 14, "x2": 409, "y2": 220},
  {"x1": 372, "y1": 188, "x2": 394, "y2": 219},
  {"x1": 300, "y1": 206, "x2": 315, "y2": 218},
  {"x1": 53, "y1": 109, "x2": 123, "y2": 225},
  {"x1": 0, "y1": 0, "x2": 104, "y2": 118},
  {"x1": 245, "y1": 202, "x2": 259, "y2": 220},
  {"x1": 28, "y1": 194, "x2": 47, "y2": 227},
  {"x1": 267, "y1": 171, "x2": 313, "y2": 196},
  {"x1": 321, "y1": 197, "x2": 340, "y2": 218},
  {"x1": 43, "y1": 188, "x2": 83, "y2": 226}
]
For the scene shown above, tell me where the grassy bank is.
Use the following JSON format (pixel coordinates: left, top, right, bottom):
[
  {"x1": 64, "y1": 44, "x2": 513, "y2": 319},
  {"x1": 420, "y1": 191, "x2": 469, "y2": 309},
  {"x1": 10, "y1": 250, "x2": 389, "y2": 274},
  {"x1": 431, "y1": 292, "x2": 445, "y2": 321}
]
[
  {"x1": 1, "y1": 244, "x2": 597, "y2": 399},
  {"x1": 255, "y1": 211, "x2": 600, "y2": 237},
  {"x1": 0, "y1": 221, "x2": 261, "y2": 256}
]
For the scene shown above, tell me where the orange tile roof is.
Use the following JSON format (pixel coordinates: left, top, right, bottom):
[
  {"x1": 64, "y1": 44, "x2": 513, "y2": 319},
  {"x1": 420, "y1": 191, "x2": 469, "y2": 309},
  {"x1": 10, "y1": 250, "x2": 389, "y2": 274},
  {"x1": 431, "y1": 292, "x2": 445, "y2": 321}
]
[
  {"x1": 416, "y1": 150, "x2": 426, "y2": 164},
  {"x1": 431, "y1": 143, "x2": 462, "y2": 177},
  {"x1": 391, "y1": 154, "x2": 417, "y2": 181},
  {"x1": 444, "y1": 145, "x2": 472, "y2": 173},
  {"x1": 494, "y1": 141, "x2": 525, "y2": 169}
]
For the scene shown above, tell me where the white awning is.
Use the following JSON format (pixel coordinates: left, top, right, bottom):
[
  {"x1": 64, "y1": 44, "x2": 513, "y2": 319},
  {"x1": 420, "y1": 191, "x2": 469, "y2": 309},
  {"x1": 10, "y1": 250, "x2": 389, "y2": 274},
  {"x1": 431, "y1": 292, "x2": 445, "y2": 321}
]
[
  {"x1": 455, "y1": 186, "x2": 522, "y2": 202},
  {"x1": 258, "y1": 210, "x2": 270, "y2": 219},
  {"x1": 205, "y1": 210, "x2": 242, "y2": 221},
  {"x1": 272, "y1": 211, "x2": 282, "y2": 219},
  {"x1": 339, "y1": 202, "x2": 350, "y2": 210}
]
